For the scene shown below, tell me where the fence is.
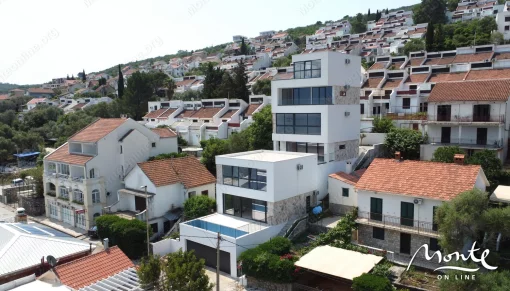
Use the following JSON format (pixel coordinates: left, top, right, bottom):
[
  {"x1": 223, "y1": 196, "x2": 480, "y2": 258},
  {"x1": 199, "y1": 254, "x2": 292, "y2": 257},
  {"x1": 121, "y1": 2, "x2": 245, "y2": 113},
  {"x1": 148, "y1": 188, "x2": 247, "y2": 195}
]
[
  {"x1": 357, "y1": 211, "x2": 437, "y2": 236},
  {"x1": 151, "y1": 238, "x2": 183, "y2": 256}
]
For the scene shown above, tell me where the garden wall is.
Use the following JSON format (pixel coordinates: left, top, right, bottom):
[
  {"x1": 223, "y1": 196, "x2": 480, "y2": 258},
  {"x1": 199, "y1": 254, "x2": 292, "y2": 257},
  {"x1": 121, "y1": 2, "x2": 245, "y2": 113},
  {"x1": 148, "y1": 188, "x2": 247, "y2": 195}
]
[{"x1": 151, "y1": 237, "x2": 183, "y2": 256}]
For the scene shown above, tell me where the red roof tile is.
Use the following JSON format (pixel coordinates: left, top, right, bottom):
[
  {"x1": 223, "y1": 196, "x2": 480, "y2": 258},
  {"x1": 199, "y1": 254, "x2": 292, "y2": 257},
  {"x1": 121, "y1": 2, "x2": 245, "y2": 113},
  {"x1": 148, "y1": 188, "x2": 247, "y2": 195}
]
[
  {"x1": 329, "y1": 169, "x2": 366, "y2": 186},
  {"x1": 273, "y1": 72, "x2": 293, "y2": 80},
  {"x1": 429, "y1": 79, "x2": 510, "y2": 102},
  {"x1": 138, "y1": 156, "x2": 216, "y2": 188},
  {"x1": 362, "y1": 78, "x2": 383, "y2": 89},
  {"x1": 55, "y1": 246, "x2": 134, "y2": 290},
  {"x1": 355, "y1": 158, "x2": 483, "y2": 201},
  {"x1": 0, "y1": 95, "x2": 9, "y2": 100},
  {"x1": 406, "y1": 58, "x2": 425, "y2": 67},
  {"x1": 27, "y1": 98, "x2": 47, "y2": 105},
  {"x1": 157, "y1": 108, "x2": 176, "y2": 119},
  {"x1": 245, "y1": 104, "x2": 261, "y2": 116},
  {"x1": 144, "y1": 108, "x2": 168, "y2": 119},
  {"x1": 382, "y1": 79, "x2": 402, "y2": 89},
  {"x1": 465, "y1": 68, "x2": 510, "y2": 81},
  {"x1": 69, "y1": 118, "x2": 127, "y2": 143},
  {"x1": 405, "y1": 74, "x2": 429, "y2": 83},
  {"x1": 424, "y1": 56, "x2": 456, "y2": 66},
  {"x1": 27, "y1": 88, "x2": 54, "y2": 94},
  {"x1": 151, "y1": 128, "x2": 177, "y2": 138},
  {"x1": 221, "y1": 109, "x2": 238, "y2": 119},
  {"x1": 428, "y1": 72, "x2": 467, "y2": 83},
  {"x1": 45, "y1": 143, "x2": 94, "y2": 165},
  {"x1": 495, "y1": 52, "x2": 510, "y2": 60},
  {"x1": 369, "y1": 62, "x2": 387, "y2": 70},
  {"x1": 178, "y1": 107, "x2": 221, "y2": 119},
  {"x1": 453, "y1": 52, "x2": 493, "y2": 63}
]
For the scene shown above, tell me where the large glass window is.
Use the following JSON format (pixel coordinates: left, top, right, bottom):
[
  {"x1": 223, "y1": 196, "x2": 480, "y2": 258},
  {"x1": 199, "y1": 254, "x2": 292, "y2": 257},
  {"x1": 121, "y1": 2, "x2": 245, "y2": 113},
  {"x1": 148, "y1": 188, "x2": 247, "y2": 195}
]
[
  {"x1": 294, "y1": 60, "x2": 321, "y2": 79},
  {"x1": 286, "y1": 142, "x2": 325, "y2": 163},
  {"x1": 276, "y1": 113, "x2": 321, "y2": 135},
  {"x1": 280, "y1": 86, "x2": 332, "y2": 105},
  {"x1": 223, "y1": 194, "x2": 267, "y2": 223},
  {"x1": 312, "y1": 87, "x2": 333, "y2": 104},
  {"x1": 223, "y1": 166, "x2": 266, "y2": 191},
  {"x1": 59, "y1": 186, "x2": 69, "y2": 199}
]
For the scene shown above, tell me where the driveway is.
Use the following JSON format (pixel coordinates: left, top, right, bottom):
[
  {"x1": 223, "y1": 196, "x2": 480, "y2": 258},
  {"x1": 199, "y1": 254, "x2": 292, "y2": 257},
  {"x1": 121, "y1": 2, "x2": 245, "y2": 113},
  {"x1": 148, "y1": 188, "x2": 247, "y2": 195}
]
[{"x1": 204, "y1": 268, "x2": 264, "y2": 291}]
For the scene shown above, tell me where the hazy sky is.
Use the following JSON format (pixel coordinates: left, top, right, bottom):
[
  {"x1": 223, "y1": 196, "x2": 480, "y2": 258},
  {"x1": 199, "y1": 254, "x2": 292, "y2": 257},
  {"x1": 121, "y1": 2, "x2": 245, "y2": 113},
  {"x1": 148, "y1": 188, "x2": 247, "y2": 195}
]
[{"x1": 0, "y1": 0, "x2": 419, "y2": 85}]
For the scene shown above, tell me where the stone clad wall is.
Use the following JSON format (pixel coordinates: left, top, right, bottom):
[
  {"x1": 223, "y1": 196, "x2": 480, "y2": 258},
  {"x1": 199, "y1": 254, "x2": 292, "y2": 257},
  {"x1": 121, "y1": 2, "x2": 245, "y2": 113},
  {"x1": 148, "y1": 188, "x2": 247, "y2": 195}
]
[
  {"x1": 334, "y1": 139, "x2": 359, "y2": 161},
  {"x1": 267, "y1": 192, "x2": 310, "y2": 225},
  {"x1": 247, "y1": 276, "x2": 292, "y2": 291},
  {"x1": 333, "y1": 86, "x2": 360, "y2": 105},
  {"x1": 330, "y1": 203, "x2": 355, "y2": 215}
]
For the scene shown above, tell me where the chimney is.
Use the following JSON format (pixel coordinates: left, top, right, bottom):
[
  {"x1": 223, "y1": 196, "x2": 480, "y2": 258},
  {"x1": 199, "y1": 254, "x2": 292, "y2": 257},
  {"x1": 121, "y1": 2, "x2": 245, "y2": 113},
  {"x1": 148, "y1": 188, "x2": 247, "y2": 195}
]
[
  {"x1": 454, "y1": 154, "x2": 465, "y2": 165},
  {"x1": 395, "y1": 151, "x2": 401, "y2": 161},
  {"x1": 345, "y1": 161, "x2": 352, "y2": 174},
  {"x1": 103, "y1": 238, "x2": 109, "y2": 250}
]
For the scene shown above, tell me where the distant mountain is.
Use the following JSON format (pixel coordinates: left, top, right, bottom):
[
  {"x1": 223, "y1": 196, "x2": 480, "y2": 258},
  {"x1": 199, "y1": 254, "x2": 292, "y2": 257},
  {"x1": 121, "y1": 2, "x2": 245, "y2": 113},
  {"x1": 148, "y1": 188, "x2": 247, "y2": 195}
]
[{"x1": 94, "y1": 3, "x2": 419, "y2": 76}]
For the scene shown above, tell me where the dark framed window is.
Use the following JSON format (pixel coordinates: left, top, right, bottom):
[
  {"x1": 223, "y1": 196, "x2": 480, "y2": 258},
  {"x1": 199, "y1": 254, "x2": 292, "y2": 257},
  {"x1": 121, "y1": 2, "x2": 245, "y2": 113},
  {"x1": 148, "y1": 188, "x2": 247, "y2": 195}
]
[
  {"x1": 373, "y1": 227, "x2": 385, "y2": 240},
  {"x1": 201, "y1": 190, "x2": 209, "y2": 196},
  {"x1": 223, "y1": 194, "x2": 267, "y2": 223},
  {"x1": 276, "y1": 113, "x2": 321, "y2": 135},
  {"x1": 370, "y1": 197, "x2": 383, "y2": 221},
  {"x1": 222, "y1": 165, "x2": 266, "y2": 191},
  {"x1": 312, "y1": 87, "x2": 333, "y2": 104},
  {"x1": 342, "y1": 188, "x2": 349, "y2": 197},
  {"x1": 151, "y1": 142, "x2": 156, "y2": 147},
  {"x1": 506, "y1": 16, "x2": 510, "y2": 22},
  {"x1": 281, "y1": 86, "x2": 332, "y2": 105},
  {"x1": 429, "y1": 238, "x2": 440, "y2": 252},
  {"x1": 286, "y1": 142, "x2": 324, "y2": 163},
  {"x1": 294, "y1": 60, "x2": 321, "y2": 79},
  {"x1": 403, "y1": 98, "x2": 411, "y2": 109},
  {"x1": 361, "y1": 104, "x2": 365, "y2": 114},
  {"x1": 432, "y1": 206, "x2": 438, "y2": 231}
]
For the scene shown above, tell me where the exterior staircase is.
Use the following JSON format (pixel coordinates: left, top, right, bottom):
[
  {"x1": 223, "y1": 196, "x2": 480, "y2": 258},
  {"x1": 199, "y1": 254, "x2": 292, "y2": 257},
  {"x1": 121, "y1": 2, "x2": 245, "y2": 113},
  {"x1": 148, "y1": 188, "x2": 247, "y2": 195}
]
[{"x1": 277, "y1": 215, "x2": 299, "y2": 237}]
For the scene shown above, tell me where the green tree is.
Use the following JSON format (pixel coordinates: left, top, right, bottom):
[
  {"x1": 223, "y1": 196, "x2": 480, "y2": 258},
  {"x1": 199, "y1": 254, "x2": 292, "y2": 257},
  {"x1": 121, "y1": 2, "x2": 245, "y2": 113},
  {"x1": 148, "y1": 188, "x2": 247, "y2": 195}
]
[
  {"x1": 0, "y1": 137, "x2": 15, "y2": 162},
  {"x1": 137, "y1": 255, "x2": 162, "y2": 291},
  {"x1": 466, "y1": 150, "x2": 502, "y2": 186},
  {"x1": 435, "y1": 189, "x2": 488, "y2": 252},
  {"x1": 118, "y1": 65, "x2": 124, "y2": 98},
  {"x1": 82, "y1": 69, "x2": 86, "y2": 82},
  {"x1": 248, "y1": 105, "x2": 273, "y2": 150},
  {"x1": 273, "y1": 55, "x2": 292, "y2": 67},
  {"x1": 232, "y1": 59, "x2": 249, "y2": 102},
  {"x1": 403, "y1": 39, "x2": 425, "y2": 57},
  {"x1": 368, "y1": 8, "x2": 371, "y2": 17},
  {"x1": 240, "y1": 37, "x2": 248, "y2": 55},
  {"x1": 149, "y1": 71, "x2": 170, "y2": 96},
  {"x1": 96, "y1": 215, "x2": 150, "y2": 259},
  {"x1": 98, "y1": 77, "x2": 107, "y2": 86},
  {"x1": 184, "y1": 195, "x2": 216, "y2": 219},
  {"x1": 432, "y1": 146, "x2": 465, "y2": 163},
  {"x1": 426, "y1": 23, "x2": 435, "y2": 51},
  {"x1": 251, "y1": 79, "x2": 271, "y2": 96},
  {"x1": 20, "y1": 166, "x2": 44, "y2": 197},
  {"x1": 217, "y1": 72, "x2": 234, "y2": 99},
  {"x1": 121, "y1": 71, "x2": 155, "y2": 120},
  {"x1": 352, "y1": 273, "x2": 393, "y2": 291},
  {"x1": 447, "y1": 0, "x2": 460, "y2": 11},
  {"x1": 201, "y1": 138, "x2": 229, "y2": 174},
  {"x1": 166, "y1": 78, "x2": 176, "y2": 100},
  {"x1": 434, "y1": 23, "x2": 445, "y2": 51},
  {"x1": 384, "y1": 128, "x2": 426, "y2": 160},
  {"x1": 372, "y1": 117, "x2": 395, "y2": 133},
  {"x1": 491, "y1": 31, "x2": 505, "y2": 45},
  {"x1": 148, "y1": 152, "x2": 188, "y2": 161},
  {"x1": 413, "y1": 0, "x2": 447, "y2": 25},
  {"x1": 12, "y1": 131, "x2": 44, "y2": 152},
  {"x1": 202, "y1": 63, "x2": 224, "y2": 99},
  {"x1": 162, "y1": 250, "x2": 214, "y2": 291}
]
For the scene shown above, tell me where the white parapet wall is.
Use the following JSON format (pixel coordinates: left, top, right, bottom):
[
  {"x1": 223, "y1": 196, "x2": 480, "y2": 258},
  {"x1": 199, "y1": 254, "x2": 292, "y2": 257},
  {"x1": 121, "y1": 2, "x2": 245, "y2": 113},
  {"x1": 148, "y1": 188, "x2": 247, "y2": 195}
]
[
  {"x1": 151, "y1": 238, "x2": 183, "y2": 256},
  {"x1": 360, "y1": 133, "x2": 386, "y2": 146}
]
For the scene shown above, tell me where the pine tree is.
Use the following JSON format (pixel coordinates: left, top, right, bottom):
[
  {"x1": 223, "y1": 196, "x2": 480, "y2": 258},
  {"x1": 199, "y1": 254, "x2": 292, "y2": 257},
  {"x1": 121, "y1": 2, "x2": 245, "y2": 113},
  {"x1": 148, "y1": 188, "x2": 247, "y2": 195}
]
[
  {"x1": 232, "y1": 59, "x2": 249, "y2": 103},
  {"x1": 240, "y1": 38, "x2": 248, "y2": 56},
  {"x1": 375, "y1": 10, "x2": 381, "y2": 22},
  {"x1": 426, "y1": 23, "x2": 435, "y2": 51},
  {"x1": 118, "y1": 65, "x2": 124, "y2": 98},
  {"x1": 66, "y1": 74, "x2": 69, "y2": 80},
  {"x1": 434, "y1": 23, "x2": 445, "y2": 51},
  {"x1": 386, "y1": 8, "x2": 389, "y2": 14},
  {"x1": 71, "y1": 74, "x2": 75, "y2": 80},
  {"x1": 82, "y1": 69, "x2": 86, "y2": 82},
  {"x1": 368, "y1": 9, "x2": 371, "y2": 17}
]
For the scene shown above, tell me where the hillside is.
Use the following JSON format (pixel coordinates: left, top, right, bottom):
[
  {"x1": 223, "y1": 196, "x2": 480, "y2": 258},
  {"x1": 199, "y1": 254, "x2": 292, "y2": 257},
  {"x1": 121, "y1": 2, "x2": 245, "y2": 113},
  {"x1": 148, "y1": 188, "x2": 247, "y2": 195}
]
[
  {"x1": 0, "y1": 83, "x2": 38, "y2": 94},
  {"x1": 95, "y1": 3, "x2": 420, "y2": 75}
]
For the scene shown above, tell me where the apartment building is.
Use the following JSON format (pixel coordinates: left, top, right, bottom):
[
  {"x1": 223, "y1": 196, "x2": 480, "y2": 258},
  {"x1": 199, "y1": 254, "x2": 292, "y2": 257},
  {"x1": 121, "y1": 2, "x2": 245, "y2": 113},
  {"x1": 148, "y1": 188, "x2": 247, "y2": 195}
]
[
  {"x1": 449, "y1": 0, "x2": 503, "y2": 23},
  {"x1": 43, "y1": 118, "x2": 178, "y2": 230},
  {"x1": 181, "y1": 150, "x2": 319, "y2": 276},
  {"x1": 353, "y1": 155, "x2": 488, "y2": 259},
  {"x1": 271, "y1": 51, "x2": 362, "y2": 198}
]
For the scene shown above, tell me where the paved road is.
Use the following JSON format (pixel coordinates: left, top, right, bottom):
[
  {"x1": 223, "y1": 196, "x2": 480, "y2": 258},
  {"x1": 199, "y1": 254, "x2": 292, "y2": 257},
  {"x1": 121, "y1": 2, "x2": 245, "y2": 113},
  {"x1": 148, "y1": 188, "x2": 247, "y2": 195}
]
[{"x1": 0, "y1": 204, "x2": 14, "y2": 222}]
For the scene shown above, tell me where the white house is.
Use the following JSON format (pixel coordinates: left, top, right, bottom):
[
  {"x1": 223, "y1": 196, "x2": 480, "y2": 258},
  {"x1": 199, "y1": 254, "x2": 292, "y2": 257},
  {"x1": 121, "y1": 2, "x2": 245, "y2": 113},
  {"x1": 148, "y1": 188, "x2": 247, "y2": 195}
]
[
  {"x1": 180, "y1": 150, "x2": 319, "y2": 276},
  {"x1": 328, "y1": 168, "x2": 366, "y2": 215},
  {"x1": 271, "y1": 51, "x2": 362, "y2": 199},
  {"x1": 108, "y1": 156, "x2": 216, "y2": 236},
  {"x1": 354, "y1": 155, "x2": 489, "y2": 259},
  {"x1": 43, "y1": 118, "x2": 178, "y2": 230}
]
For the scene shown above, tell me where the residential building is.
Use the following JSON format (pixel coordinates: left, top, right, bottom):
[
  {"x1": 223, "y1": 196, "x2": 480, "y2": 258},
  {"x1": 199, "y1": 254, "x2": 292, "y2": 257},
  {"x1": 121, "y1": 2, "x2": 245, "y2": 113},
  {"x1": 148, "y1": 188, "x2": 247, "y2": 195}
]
[
  {"x1": 105, "y1": 156, "x2": 215, "y2": 236},
  {"x1": 353, "y1": 155, "x2": 488, "y2": 259},
  {"x1": 8, "y1": 88, "x2": 25, "y2": 97},
  {"x1": 27, "y1": 88, "x2": 54, "y2": 98},
  {"x1": 43, "y1": 118, "x2": 178, "y2": 230},
  {"x1": 0, "y1": 223, "x2": 93, "y2": 284},
  {"x1": 233, "y1": 35, "x2": 247, "y2": 42},
  {"x1": 272, "y1": 51, "x2": 362, "y2": 198},
  {"x1": 328, "y1": 169, "x2": 366, "y2": 215},
  {"x1": 25, "y1": 98, "x2": 59, "y2": 111},
  {"x1": 497, "y1": 2, "x2": 510, "y2": 40},
  {"x1": 181, "y1": 150, "x2": 319, "y2": 276}
]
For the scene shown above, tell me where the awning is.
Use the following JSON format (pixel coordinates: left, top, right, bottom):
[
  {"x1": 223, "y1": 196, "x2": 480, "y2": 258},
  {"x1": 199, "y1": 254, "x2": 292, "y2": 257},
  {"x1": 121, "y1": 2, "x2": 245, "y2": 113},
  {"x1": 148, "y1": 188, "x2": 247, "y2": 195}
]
[
  {"x1": 164, "y1": 209, "x2": 183, "y2": 221},
  {"x1": 491, "y1": 185, "x2": 510, "y2": 203},
  {"x1": 13, "y1": 152, "x2": 40, "y2": 158},
  {"x1": 118, "y1": 188, "x2": 155, "y2": 198},
  {"x1": 295, "y1": 245, "x2": 383, "y2": 280}
]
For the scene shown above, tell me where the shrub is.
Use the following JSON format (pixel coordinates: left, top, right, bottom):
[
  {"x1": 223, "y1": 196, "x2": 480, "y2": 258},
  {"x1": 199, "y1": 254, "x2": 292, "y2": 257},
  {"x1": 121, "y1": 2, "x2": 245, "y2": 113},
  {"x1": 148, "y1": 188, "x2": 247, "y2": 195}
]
[
  {"x1": 372, "y1": 117, "x2": 395, "y2": 133},
  {"x1": 371, "y1": 260, "x2": 393, "y2": 278},
  {"x1": 95, "y1": 215, "x2": 150, "y2": 259},
  {"x1": 259, "y1": 237, "x2": 292, "y2": 255},
  {"x1": 184, "y1": 195, "x2": 216, "y2": 219},
  {"x1": 352, "y1": 273, "x2": 393, "y2": 291}
]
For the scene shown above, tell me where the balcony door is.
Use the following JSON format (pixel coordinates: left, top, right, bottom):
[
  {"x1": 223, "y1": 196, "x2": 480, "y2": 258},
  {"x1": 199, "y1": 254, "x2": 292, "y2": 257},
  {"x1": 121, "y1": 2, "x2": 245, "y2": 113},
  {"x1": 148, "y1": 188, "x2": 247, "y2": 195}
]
[
  {"x1": 441, "y1": 127, "x2": 451, "y2": 144},
  {"x1": 473, "y1": 105, "x2": 490, "y2": 122},
  {"x1": 135, "y1": 196, "x2": 147, "y2": 212},
  {"x1": 400, "y1": 202, "x2": 414, "y2": 227},
  {"x1": 477, "y1": 128, "x2": 488, "y2": 146},
  {"x1": 437, "y1": 105, "x2": 451, "y2": 121},
  {"x1": 400, "y1": 233, "x2": 411, "y2": 254},
  {"x1": 370, "y1": 197, "x2": 383, "y2": 221}
]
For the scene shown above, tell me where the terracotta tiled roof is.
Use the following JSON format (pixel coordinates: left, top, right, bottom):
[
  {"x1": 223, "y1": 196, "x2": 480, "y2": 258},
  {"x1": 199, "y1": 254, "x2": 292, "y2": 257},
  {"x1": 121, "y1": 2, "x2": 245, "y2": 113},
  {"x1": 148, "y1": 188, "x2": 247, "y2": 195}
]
[
  {"x1": 390, "y1": 62, "x2": 404, "y2": 69},
  {"x1": 138, "y1": 156, "x2": 216, "y2": 188},
  {"x1": 405, "y1": 74, "x2": 429, "y2": 83},
  {"x1": 362, "y1": 78, "x2": 383, "y2": 89},
  {"x1": 55, "y1": 246, "x2": 134, "y2": 290},
  {"x1": 428, "y1": 72, "x2": 467, "y2": 83},
  {"x1": 273, "y1": 72, "x2": 293, "y2": 80},
  {"x1": 329, "y1": 169, "x2": 366, "y2": 186},
  {"x1": 72, "y1": 103, "x2": 86, "y2": 110},
  {"x1": 355, "y1": 158, "x2": 483, "y2": 201},
  {"x1": 45, "y1": 143, "x2": 94, "y2": 165},
  {"x1": 0, "y1": 95, "x2": 9, "y2": 100},
  {"x1": 245, "y1": 104, "x2": 261, "y2": 116},
  {"x1": 424, "y1": 56, "x2": 456, "y2": 66},
  {"x1": 369, "y1": 62, "x2": 387, "y2": 70},
  {"x1": 176, "y1": 78, "x2": 197, "y2": 87},
  {"x1": 27, "y1": 88, "x2": 53, "y2": 94},
  {"x1": 157, "y1": 108, "x2": 176, "y2": 119},
  {"x1": 176, "y1": 110, "x2": 196, "y2": 118},
  {"x1": 428, "y1": 79, "x2": 510, "y2": 102},
  {"x1": 406, "y1": 58, "x2": 425, "y2": 67},
  {"x1": 453, "y1": 52, "x2": 493, "y2": 64},
  {"x1": 69, "y1": 118, "x2": 127, "y2": 143},
  {"x1": 221, "y1": 109, "x2": 237, "y2": 119},
  {"x1": 151, "y1": 128, "x2": 177, "y2": 138},
  {"x1": 495, "y1": 52, "x2": 510, "y2": 60},
  {"x1": 144, "y1": 108, "x2": 168, "y2": 119},
  {"x1": 465, "y1": 68, "x2": 510, "y2": 81},
  {"x1": 382, "y1": 79, "x2": 402, "y2": 89},
  {"x1": 190, "y1": 107, "x2": 221, "y2": 119},
  {"x1": 27, "y1": 98, "x2": 47, "y2": 105}
]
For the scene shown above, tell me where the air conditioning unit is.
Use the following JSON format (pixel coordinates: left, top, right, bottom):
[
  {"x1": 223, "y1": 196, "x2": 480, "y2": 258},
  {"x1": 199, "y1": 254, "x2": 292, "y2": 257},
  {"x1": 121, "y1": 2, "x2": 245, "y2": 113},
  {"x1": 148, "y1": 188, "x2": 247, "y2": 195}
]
[
  {"x1": 345, "y1": 111, "x2": 350, "y2": 117},
  {"x1": 413, "y1": 198, "x2": 423, "y2": 205},
  {"x1": 297, "y1": 164, "x2": 304, "y2": 171},
  {"x1": 345, "y1": 59, "x2": 351, "y2": 64},
  {"x1": 313, "y1": 190, "x2": 319, "y2": 196}
]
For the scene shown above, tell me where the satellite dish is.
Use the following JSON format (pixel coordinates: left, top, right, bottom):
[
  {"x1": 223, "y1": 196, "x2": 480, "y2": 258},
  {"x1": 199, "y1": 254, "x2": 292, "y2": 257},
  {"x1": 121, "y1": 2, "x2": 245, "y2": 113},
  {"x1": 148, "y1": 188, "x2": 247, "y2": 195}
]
[{"x1": 47, "y1": 255, "x2": 57, "y2": 268}]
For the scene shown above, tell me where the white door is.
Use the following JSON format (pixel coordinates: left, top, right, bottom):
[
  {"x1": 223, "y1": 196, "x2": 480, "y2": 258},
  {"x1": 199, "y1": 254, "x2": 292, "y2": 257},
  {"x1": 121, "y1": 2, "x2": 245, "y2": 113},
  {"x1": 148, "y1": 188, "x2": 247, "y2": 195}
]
[
  {"x1": 76, "y1": 213, "x2": 86, "y2": 230},
  {"x1": 49, "y1": 204, "x2": 59, "y2": 220},
  {"x1": 62, "y1": 206, "x2": 74, "y2": 225},
  {"x1": 191, "y1": 133, "x2": 200, "y2": 146}
]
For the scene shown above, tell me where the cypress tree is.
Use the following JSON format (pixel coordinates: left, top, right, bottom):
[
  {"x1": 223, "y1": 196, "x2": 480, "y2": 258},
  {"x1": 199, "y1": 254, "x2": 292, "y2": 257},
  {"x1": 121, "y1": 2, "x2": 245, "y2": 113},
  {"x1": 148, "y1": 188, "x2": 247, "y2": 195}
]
[
  {"x1": 82, "y1": 69, "x2": 86, "y2": 82},
  {"x1": 118, "y1": 65, "x2": 124, "y2": 98},
  {"x1": 368, "y1": 9, "x2": 371, "y2": 17},
  {"x1": 426, "y1": 23, "x2": 435, "y2": 52}
]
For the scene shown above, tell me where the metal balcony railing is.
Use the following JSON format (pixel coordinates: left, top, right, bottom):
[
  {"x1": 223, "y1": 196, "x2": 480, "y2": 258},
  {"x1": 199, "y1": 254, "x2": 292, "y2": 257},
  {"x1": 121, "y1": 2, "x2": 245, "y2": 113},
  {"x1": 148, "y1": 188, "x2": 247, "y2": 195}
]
[
  {"x1": 428, "y1": 114, "x2": 505, "y2": 123},
  {"x1": 427, "y1": 137, "x2": 503, "y2": 149},
  {"x1": 357, "y1": 211, "x2": 437, "y2": 236}
]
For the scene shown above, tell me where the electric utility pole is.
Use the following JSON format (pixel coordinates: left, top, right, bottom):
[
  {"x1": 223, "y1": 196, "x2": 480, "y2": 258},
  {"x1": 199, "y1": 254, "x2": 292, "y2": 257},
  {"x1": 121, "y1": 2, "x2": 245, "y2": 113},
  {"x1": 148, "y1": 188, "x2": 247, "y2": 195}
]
[{"x1": 216, "y1": 232, "x2": 221, "y2": 291}]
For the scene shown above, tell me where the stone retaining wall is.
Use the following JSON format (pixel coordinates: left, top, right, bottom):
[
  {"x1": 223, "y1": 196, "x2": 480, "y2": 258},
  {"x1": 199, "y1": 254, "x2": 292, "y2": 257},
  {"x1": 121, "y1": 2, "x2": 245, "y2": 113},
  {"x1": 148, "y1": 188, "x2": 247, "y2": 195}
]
[{"x1": 247, "y1": 276, "x2": 292, "y2": 291}]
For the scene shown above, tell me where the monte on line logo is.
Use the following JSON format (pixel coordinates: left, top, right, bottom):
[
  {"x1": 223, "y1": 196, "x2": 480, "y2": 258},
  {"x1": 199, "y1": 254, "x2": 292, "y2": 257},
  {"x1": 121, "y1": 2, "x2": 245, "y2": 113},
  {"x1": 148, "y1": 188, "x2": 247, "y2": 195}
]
[{"x1": 407, "y1": 242, "x2": 497, "y2": 280}]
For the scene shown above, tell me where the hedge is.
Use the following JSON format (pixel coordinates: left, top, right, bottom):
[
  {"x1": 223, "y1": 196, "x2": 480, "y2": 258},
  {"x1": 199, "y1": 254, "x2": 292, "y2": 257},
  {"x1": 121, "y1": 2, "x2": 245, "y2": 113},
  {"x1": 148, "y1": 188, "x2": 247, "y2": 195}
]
[
  {"x1": 184, "y1": 195, "x2": 215, "y2": 219},
  {"x1": 352, "y1": 273, "x2": 393, "y2": 291},
  {"x1": 96, "y1": 215, "x2": 151, "y2": 259}
]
